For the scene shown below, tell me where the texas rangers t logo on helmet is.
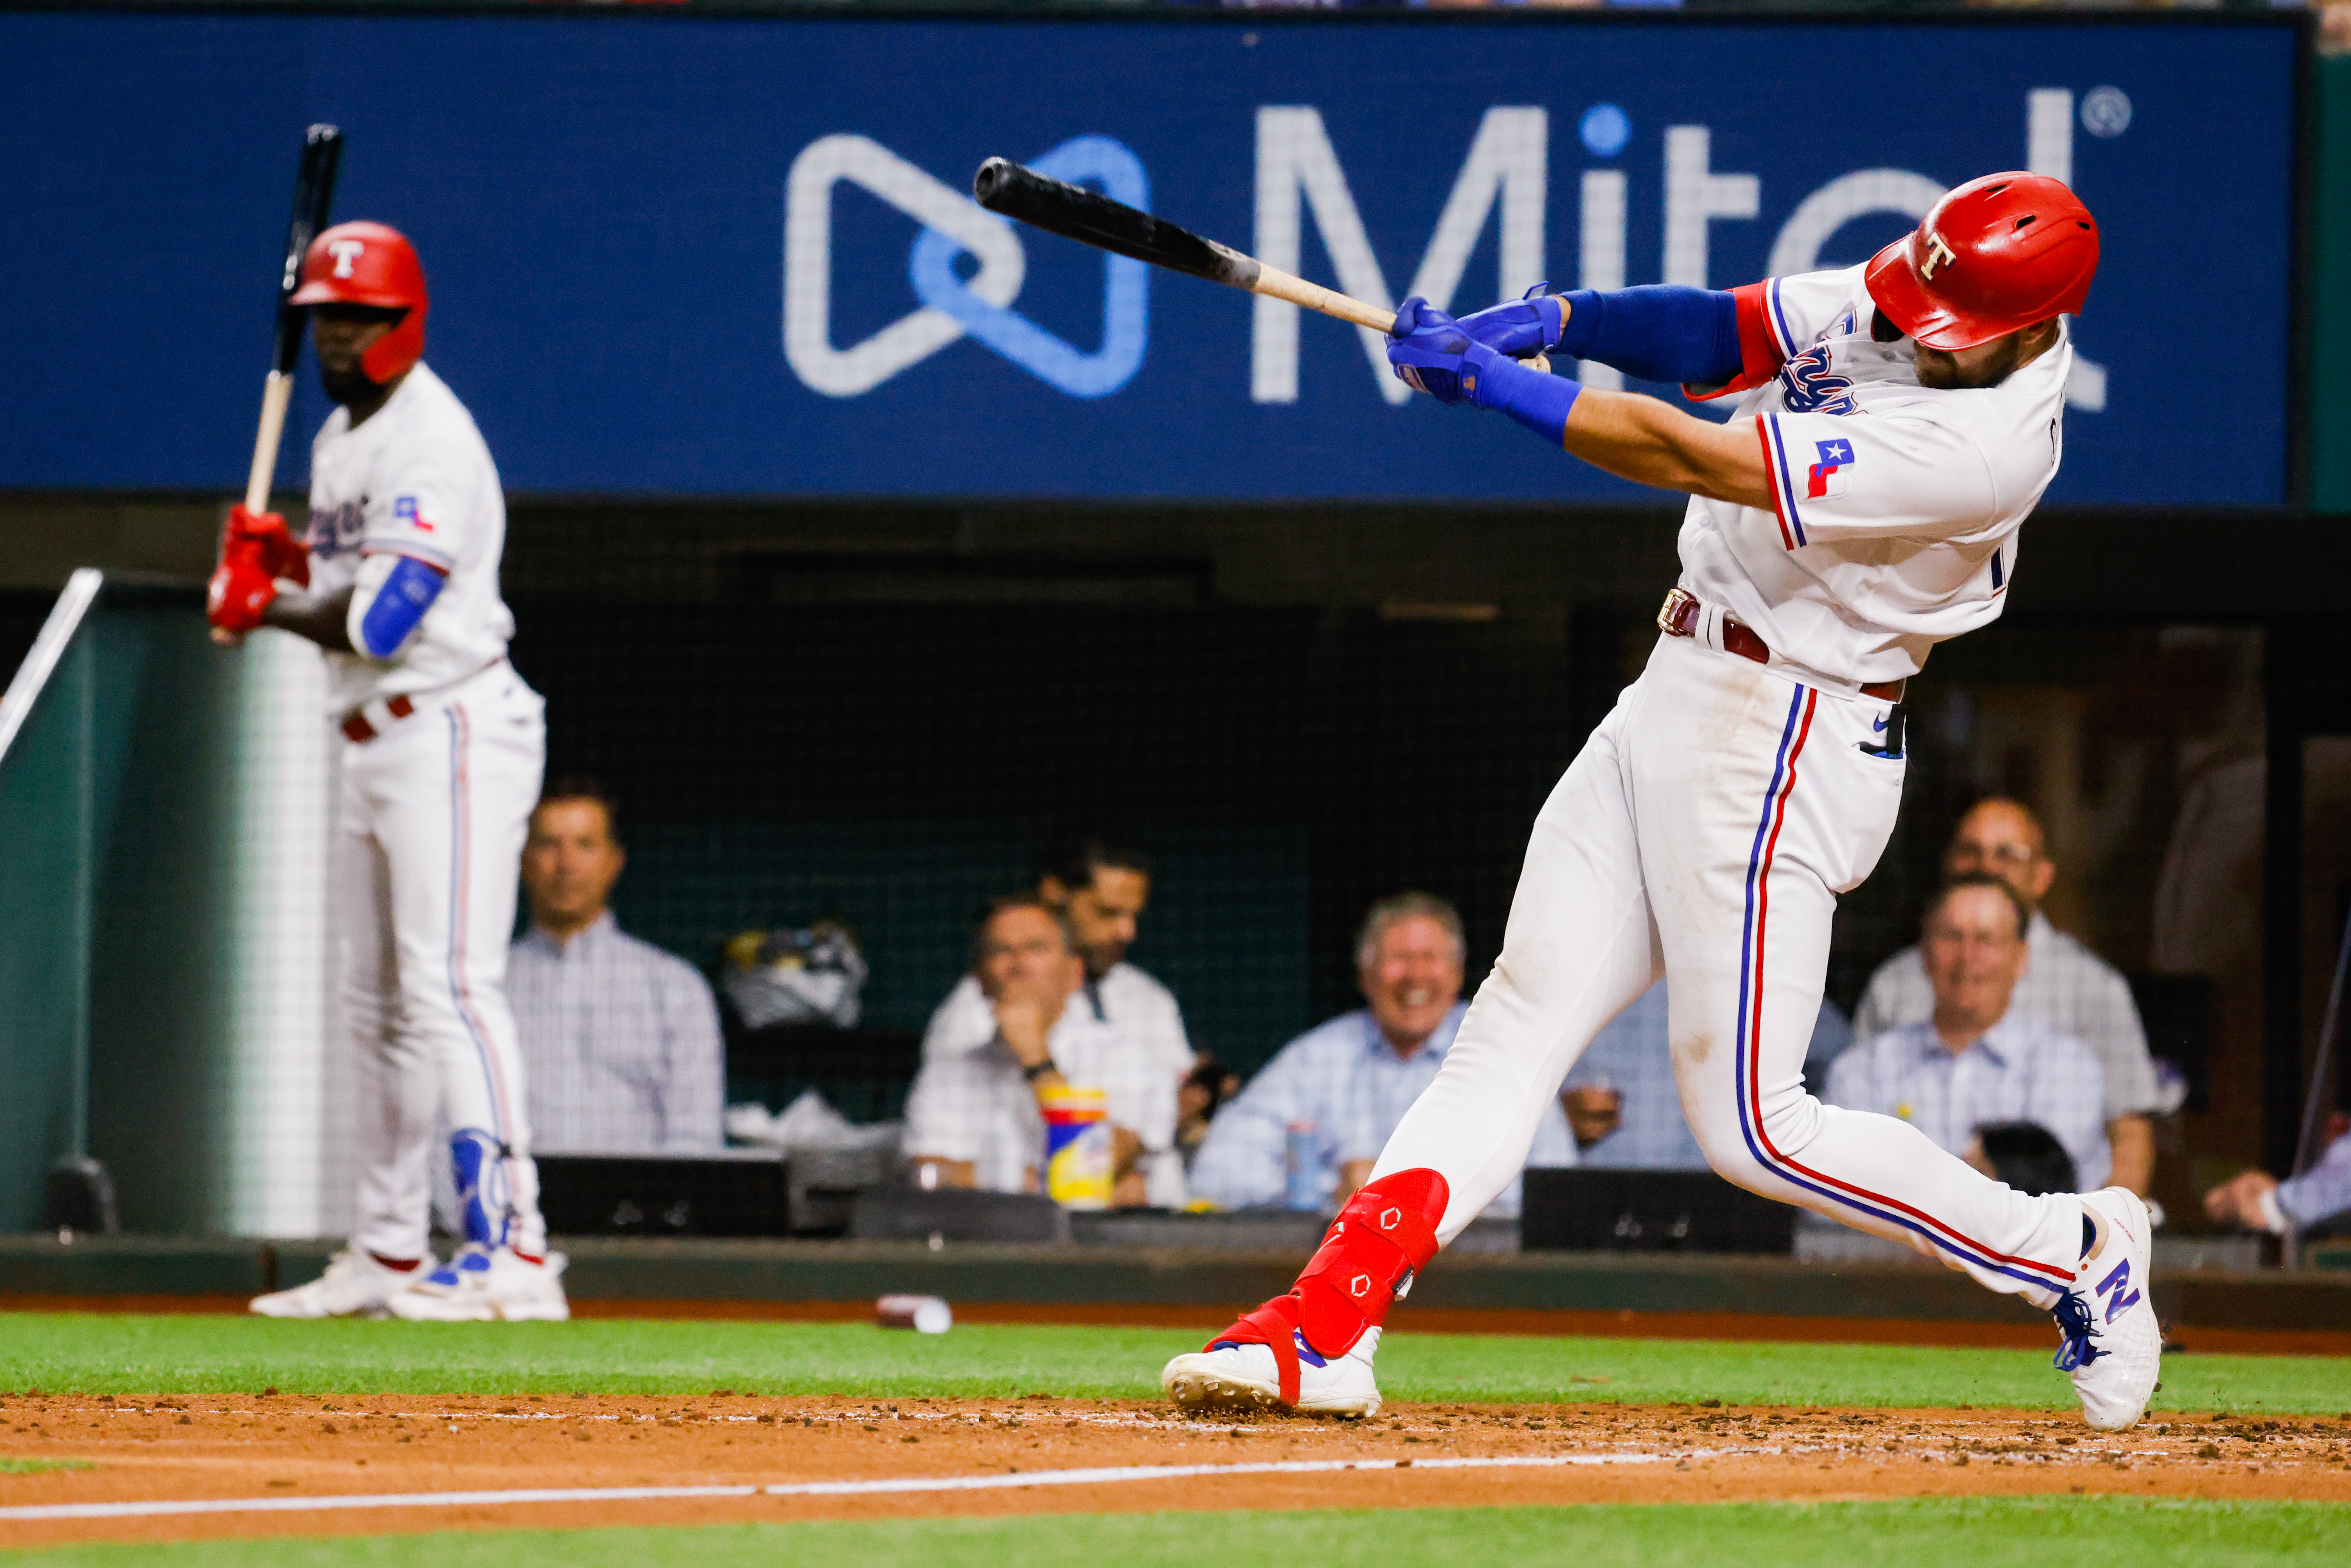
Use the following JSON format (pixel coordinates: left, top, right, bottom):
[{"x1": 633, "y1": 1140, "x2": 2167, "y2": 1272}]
[
  {"x1": 1917, "y1": 231, "x2": 1958, "y2": 280},
  {"x1": 328, "y1": 239, "x2": 367, "y2": 277}
]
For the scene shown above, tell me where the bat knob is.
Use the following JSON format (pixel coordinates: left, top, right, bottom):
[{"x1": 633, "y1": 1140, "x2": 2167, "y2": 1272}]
[{"x1": 972, "y1": 157, "x2": 1016, "y2": 207}]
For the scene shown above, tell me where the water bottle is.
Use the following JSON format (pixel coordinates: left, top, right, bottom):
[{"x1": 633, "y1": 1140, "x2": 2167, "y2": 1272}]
[{"x1": 1283, "y1": 1121, "x2": 1321, "y2": 1210}]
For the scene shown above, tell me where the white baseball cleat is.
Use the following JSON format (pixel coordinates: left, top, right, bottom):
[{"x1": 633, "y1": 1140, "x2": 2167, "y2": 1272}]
[
  {"x1": 2054, "y1": 1187, "x2": 2160, "y2": 1431},
  {"x1": 1162, "y1": 1325, "x2": 1383, "y2": 1418},
  {"x1": 249, "y1": 1249, "x2": 431, "y2": 1319},
  {"x1": 384, "y1": 1244, "x2": 570, "y2": 1323}
]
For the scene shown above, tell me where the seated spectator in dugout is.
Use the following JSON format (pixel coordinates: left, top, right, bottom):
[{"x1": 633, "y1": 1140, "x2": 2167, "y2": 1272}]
[
  {"x1": 1828, "y1": 874, "x2": 2111, "y2": 1192},
  {"x1": 1562, "y1": 979, "x2": 1851, "y2": 1169},
  {"x1": 2204, "y1": 1117, "x2": 2351, "y2": 1237},
  {"x1": 1188, "y1": 892, "x2": 1575, "y2": 1217},
  {"x1": 509, "y1": 782, "x2": 725, "y2": 1153},
  {"x1": 902, "y1": 895, "x2": 1181, "y2": 1207},
  {"x1": 1037, "y1": 838, "x2": 1193, "y2": 1089},
  {"x1": 1854, "y1": 797, "x2": 2161, "y2": 1196}
]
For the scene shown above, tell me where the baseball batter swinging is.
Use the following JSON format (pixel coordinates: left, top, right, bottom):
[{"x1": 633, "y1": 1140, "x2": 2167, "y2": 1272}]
[
  {"x1": 214, "y1": 221, "x2": 565, "y2": 1322},
  {"x1": 1164, "y1": 174, "x2": 2159, "y2": 1430}
]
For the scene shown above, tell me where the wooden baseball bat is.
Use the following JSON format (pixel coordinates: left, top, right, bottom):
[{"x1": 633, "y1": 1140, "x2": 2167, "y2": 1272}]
[
  {"x1": 972, "y1": 155, "x2": 1399, "y2": 335},
  {"x1": 243, "y1": 125, "x2": 343, "y2": 514}
]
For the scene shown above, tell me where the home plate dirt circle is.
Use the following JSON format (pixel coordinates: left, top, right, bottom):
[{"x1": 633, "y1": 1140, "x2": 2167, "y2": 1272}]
[{"x1": 1, "y1": 1393, "x2": 2346, "y2": 1546}]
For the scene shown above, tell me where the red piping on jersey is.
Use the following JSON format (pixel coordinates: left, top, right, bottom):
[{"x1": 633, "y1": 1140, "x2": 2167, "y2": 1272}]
[{"x1": 1754, "y1": 415, "x2": 1797, "y2": 550}]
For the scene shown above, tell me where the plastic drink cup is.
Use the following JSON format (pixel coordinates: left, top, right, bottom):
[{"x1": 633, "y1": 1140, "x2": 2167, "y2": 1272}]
[
  {"x1": 1284, "y1": 1120, "x2": 1321, "y2": 1210},
  {"x1": 1041, "y1": 1083, "x2": 1114, "y2": 1209}
]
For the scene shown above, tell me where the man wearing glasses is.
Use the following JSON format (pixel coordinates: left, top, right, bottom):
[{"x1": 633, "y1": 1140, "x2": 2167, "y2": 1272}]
[{"x1": 1854, "y1": 798, "x2": 2162, "y2": 1199}]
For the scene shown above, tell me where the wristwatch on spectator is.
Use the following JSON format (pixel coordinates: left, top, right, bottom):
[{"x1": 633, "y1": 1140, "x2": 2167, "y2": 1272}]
[{"x1": 1022, "y1": 1058, "x2": 1059, "y2": 1083}]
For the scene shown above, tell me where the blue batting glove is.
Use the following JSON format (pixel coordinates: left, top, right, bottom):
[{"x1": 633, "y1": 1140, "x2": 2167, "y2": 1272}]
[
  {"x1": 1455, "y1": 282, "x2": 1566, "y2": 359},
  {"x1": 1387, "y1": 297, "x2": 1507, "y2": 406},
  {"x1": 1389, "y1": 296, "x2": 1586, "y2": 446}
]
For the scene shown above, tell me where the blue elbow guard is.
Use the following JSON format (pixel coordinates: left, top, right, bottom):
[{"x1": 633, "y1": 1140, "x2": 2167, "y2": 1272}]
[
  {"x1": 1556, "y1": 286, "x2": 1742, "y2": 386},
  {"x1": 1468, "y1": 343, "x2": 1583, "y2": 447},
  {"x1": 357, "y1": 555, "x2": 446, "y2": 658}
]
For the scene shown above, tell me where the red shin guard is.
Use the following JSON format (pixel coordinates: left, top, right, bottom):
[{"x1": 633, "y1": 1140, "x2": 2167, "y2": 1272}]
[{"x1": 1201, "y1": 1169, "x2": 1450, "y2": 1404}]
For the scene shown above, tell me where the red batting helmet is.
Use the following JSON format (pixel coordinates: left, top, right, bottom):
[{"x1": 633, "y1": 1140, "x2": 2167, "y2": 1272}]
[
  {"x1": 290, "y1": 220, "x2": 429, "y2": 383},
  {"x1": 1865, "y1": 173, "x2": 2098, "y2": 352}
]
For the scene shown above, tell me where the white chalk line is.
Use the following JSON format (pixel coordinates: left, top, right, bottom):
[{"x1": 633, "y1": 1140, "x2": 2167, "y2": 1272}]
[{"x1": 0, "y1": 1452, "x2": 1687, "y2": 1522}]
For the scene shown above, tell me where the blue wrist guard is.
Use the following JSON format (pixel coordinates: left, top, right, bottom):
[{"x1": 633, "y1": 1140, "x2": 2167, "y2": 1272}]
[{"x1": 1466, "y1": 342, "x2": 1584, "y2": 447}]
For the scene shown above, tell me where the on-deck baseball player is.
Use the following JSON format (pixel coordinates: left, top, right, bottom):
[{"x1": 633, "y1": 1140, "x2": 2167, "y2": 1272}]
[
  {"x1": 1163, "y1": 174, "x2": 2158, "y2": 1430},
  {"x1": 213, "y1": 220, "x2": 564, "y2": 1322}
]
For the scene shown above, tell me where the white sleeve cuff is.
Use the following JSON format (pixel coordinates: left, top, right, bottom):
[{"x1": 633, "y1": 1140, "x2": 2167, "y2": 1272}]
[{"x1": 2255, "y1": 1185, "x2": 2288, "y2": 1234}]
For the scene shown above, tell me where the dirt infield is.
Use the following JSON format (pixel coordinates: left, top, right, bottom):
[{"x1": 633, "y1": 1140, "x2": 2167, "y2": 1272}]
[{"x1": 3, "y1": 1391, "x2": 2347, "y2": 1548}]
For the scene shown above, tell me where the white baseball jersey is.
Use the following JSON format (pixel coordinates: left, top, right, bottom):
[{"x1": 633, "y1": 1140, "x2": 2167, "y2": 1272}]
[
  {"x1": 306, "y1": 362, "x2": 517, "y2": 711},
  {"x1": 1677, "y1": 263, "x2": 2071, "y2": 688}
]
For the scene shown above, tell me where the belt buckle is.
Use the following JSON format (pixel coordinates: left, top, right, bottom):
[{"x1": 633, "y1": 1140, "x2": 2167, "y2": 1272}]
[{"x1": 1657, "y1": 587, "x2": 1697, "y2": 638}]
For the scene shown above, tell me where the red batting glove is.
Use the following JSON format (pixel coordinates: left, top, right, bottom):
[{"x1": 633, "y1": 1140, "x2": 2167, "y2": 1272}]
[
  {"x1": 223, "y1": 504, "x2": 309, "y2": 589},
  {"x1": 207, "y1": 554, "x2": 279, "y2": 637}
]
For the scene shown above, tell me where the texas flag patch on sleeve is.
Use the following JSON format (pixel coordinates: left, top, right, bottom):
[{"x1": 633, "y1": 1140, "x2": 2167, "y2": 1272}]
[
  {"x1": 1806, "y1": 438, "x2": 1856, "y2": 500},
  {"x1": 392, "y1": 495, "x2": 435, "y2": 533}
]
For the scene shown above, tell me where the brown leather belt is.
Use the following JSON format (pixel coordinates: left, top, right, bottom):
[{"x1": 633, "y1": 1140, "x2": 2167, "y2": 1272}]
[
  {"x1": 1658, "y1": 589, "x2": 1906, "y2": 703},
  {"x1": 341, "y1": 694, "x2": 416, "y2": 744}
]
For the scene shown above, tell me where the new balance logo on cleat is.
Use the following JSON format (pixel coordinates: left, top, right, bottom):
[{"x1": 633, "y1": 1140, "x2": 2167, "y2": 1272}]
[{"x1": 2095, "y1": 1257, "x2": 2142, "y2": 1324}]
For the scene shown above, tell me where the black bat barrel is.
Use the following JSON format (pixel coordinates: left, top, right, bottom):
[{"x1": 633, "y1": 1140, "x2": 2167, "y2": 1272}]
[{"x1": 972, "y1": 157, "x2": 1259, "y2": 292}]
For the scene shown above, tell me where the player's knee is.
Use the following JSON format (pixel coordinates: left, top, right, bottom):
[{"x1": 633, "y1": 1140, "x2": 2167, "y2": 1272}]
[{"x1": 1689, "y1": 1120, "x2": 1773, "y2": 1196}]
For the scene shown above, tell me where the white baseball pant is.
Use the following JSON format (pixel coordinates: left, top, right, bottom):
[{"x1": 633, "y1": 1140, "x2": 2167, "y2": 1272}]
[
  {"x1": 1373, "y1": 629, "x2": 2083, "y2": 1306},
  {"x1": 336, "y1": 662, "x2": 548, "y2": 1263}
]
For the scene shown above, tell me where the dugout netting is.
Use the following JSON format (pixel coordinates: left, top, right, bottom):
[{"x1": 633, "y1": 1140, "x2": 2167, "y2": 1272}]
[{"x1": 0, "y1": 542, "x2": 2338, "y2": 1238}]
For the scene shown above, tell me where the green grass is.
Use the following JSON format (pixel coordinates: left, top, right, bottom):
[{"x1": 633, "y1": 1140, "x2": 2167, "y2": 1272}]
[
  {"x1": 8, "y1": 1501, "x2": 2351, "y2": 1568},
  {"x1": 0, "y1": 1458, "x2": 90, "y2": 1475},
  {"x1": 2, "y1": 1313, "x2": 2348, "y2": 1414}
]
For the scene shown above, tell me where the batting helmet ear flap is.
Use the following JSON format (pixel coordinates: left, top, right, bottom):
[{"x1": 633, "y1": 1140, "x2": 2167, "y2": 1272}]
[
  {"x1": 359, "y1": 303, "x2": 427, "y2": 384},
  {"x1": 291, "y1": 220, "x2": 430, "y2": 383}
]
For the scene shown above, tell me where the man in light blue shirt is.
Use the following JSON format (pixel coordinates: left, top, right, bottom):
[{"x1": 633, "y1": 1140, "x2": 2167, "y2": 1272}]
[
  {"x1": 1826, "y1": 875, "x2": 2109, "y2": 1192},
  {"x1": 1188, "y1": 893, "x2": 1575, "y2": 1218},
  {"x1": 2205, "y1": 1124, "x2": 2351, "y2": 1236}
]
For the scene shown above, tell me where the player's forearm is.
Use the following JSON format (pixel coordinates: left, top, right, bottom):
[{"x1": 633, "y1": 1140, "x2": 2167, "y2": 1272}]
[
  {"x1": 1561, "y1": 390, "x2": 1776, "y2": 509},
  {"x1": 261, "y1": 585, "x2": 356, "y2": 653}
]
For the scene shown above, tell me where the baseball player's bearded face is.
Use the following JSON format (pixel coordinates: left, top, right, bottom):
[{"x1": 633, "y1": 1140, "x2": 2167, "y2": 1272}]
[
  {"x1": 310, "y1": 305, "x2": 410, "y2": 404},
  {"x1": 1907, "y1": 316, "x2": 2062, "y2": 392}
]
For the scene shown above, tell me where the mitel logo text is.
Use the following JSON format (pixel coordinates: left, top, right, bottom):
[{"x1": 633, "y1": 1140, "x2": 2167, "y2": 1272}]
[{"x1": 782, "y1": 87, "x2": 2112, "y2": 409}]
